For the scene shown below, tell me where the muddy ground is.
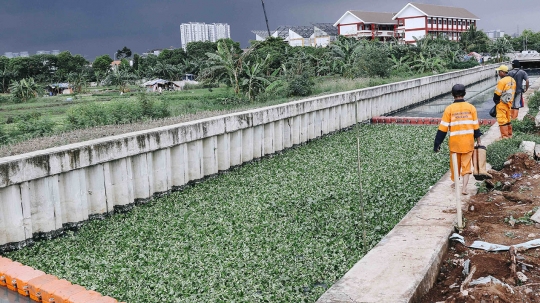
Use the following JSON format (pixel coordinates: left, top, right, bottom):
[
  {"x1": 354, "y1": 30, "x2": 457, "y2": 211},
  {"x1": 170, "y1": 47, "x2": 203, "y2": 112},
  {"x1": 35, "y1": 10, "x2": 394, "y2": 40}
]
[{"x1": 422, "y1": 153, "x2": 540, "y2": 303}]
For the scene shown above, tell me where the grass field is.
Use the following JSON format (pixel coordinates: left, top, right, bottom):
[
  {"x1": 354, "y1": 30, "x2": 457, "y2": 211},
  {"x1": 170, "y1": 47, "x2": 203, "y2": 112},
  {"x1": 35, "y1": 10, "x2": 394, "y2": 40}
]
[{"x1": 0, "y1": 73, "x2": 434, "y2": 130}]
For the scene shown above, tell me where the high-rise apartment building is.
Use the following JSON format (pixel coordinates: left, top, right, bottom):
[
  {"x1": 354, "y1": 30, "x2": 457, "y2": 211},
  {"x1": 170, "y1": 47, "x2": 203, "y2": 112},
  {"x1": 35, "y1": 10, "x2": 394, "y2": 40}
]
[{"x1": 180, "y1": 22, "x2": 231, "y2": 50}]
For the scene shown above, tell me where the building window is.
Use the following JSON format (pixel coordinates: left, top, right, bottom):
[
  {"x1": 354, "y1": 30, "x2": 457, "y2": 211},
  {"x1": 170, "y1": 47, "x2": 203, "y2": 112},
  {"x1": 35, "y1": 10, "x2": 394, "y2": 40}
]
[
  {"x1": 458, "y1": 21, "x2": 462, "y2": 26},
  {"x1": 428, "y1": 19, "x2": 432, "y2": 25},
  {"x1": 438, "y1": 19, "x2": 442, "y2": 24},
  {"x1": 443, "y1": 20, "x2": 447, "y2": 25},
  {"x1": 453, "y1": 20, "x2": 457, "y2": 25}
]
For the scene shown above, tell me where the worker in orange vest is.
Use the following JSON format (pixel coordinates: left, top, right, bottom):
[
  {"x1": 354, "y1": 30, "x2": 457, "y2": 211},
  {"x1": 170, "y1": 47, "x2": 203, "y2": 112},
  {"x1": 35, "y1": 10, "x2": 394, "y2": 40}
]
[
  {"x1": 493, "y1": 65, "x2": 516, "y2": 138},
  {"x1": 434, "y1": 84, "x2": 482, "y2": 194}
]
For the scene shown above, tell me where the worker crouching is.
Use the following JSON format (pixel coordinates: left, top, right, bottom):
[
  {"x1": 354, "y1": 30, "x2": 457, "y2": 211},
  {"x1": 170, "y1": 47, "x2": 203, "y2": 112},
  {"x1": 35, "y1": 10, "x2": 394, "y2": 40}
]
[{"x1": 434, "y1": 84, "x2": 482, "y2": 195}]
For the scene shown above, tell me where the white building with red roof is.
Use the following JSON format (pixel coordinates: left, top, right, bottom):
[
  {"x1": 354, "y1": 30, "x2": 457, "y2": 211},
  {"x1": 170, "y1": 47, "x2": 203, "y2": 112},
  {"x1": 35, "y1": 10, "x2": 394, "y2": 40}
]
[{"x1": 392, "y1": 2, "x2": 479, "y2": 43}]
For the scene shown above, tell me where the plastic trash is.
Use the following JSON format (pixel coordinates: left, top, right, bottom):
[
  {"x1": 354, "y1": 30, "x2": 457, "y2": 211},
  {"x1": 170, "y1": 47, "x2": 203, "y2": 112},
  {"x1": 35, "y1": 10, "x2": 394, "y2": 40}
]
[{"x1": 450, "y1": 233, "x2": 540, "y2": 252}]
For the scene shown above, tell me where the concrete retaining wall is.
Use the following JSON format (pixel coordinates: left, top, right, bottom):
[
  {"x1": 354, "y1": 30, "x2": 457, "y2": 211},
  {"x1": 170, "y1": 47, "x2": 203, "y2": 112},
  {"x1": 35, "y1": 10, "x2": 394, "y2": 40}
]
[{"x1": 0, "y1": 65, "x2": 497, "y2": 252}]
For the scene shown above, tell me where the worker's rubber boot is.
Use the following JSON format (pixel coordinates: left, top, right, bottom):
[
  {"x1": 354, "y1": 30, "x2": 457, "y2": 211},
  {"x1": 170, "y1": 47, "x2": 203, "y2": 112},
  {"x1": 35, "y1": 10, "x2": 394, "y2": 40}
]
[
  {"x1": 507, "y1": 124, "x2": 513, "y2": 138},
  {"x1": 499, "y1": 125, "x2": 510, "y2": 139},
  {"x1": 473, "y1": 146, "x2": 492, "y2": 180}
]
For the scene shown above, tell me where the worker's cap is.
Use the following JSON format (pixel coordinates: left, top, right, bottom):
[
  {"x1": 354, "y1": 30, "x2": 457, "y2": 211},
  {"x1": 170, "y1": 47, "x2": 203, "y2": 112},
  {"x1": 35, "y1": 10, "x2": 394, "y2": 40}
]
[
  {"x1": 511, "y1": 60, "x2": 521, "y2": 68},
  {"x1": 495, "y1": 65, "x2": 509, "y2": 72}
]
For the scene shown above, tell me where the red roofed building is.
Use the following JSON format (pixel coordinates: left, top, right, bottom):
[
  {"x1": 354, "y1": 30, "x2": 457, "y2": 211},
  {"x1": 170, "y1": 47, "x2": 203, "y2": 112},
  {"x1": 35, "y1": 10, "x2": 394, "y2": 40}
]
[
  {"x1": 333, "y1": 11, "x2": 399, "y2": 41},
  {"x1": 392, "y1": 2, "x2": 479, "y2": 43}
]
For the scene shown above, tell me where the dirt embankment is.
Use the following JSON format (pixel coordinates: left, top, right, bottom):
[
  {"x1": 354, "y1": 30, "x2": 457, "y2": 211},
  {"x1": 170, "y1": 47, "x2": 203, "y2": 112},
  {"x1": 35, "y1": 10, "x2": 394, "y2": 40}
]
[{"x1": 422, "y1": 153, "x2": 540, "y2": 303}]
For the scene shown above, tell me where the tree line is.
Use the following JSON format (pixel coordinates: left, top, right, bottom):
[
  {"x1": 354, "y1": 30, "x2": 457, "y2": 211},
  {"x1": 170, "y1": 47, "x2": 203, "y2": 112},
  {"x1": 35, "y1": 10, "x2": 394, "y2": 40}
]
[{"x1": 1, "y1": 27, "x2": 536, "y2": 102}]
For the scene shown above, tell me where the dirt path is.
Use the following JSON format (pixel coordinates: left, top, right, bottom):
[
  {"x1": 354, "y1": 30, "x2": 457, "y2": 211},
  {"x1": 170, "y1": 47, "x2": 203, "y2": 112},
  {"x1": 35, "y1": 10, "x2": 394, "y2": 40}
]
[{"x1": 421, "y1": 153, "x2": 540, "y2": 303}]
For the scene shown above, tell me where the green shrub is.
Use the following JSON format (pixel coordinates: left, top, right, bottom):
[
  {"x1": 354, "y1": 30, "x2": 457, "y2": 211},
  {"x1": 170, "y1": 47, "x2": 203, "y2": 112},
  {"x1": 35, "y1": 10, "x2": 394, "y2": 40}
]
[
  {"x1": 527, "y1": 91, "x2": 540, "y2": 116},
  {"x1": 0, "y1": 125, "x2": 6, "y2": 145},
  {"x1": 356, "y1": 47, "x2": 391, "y2": 78},
  {"x1": 66, "y1": 103, "x2": 113, "y2": 128},
  {"x1": 66, "y1": 95, "x2": 170, "y2": 129},
  {"x1": 0, "y1": 94, "x2": 12, "y2": 103},
  {"x1": 447, "y1": 60, "x2": 479, "y2": 69},
  {"x1": 287, "y1": 74, "x2": 314, "y2": 97},
  {"x1": 487, "y1": 134, "x2": 540, "y2": 170},
  {"x1": 13, "y1": 113, "x2": 56, "y2": 139},
  {"x1": 512, "y1": 114, "x2": 538, "y2": 134}
]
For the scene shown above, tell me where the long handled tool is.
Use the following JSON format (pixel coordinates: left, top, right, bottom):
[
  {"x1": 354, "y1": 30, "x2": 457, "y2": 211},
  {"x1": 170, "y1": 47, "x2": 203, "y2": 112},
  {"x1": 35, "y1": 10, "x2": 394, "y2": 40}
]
[
  {"x1": 452, "y1": 153, "x2": 464, "y2": 231},
  {"x1": 355, "y1": 101, "x2": 366, "y2": 253}
]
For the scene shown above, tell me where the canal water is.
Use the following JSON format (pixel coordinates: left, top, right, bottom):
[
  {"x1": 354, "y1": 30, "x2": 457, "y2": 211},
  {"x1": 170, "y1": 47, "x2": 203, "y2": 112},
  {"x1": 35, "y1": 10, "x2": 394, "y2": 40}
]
[
  {"x1": 0, "y1": 287, "x2": 31, "y2": 303},
  {"x1": 391, "y1": 68, "x2": 540, "y2": 120}
]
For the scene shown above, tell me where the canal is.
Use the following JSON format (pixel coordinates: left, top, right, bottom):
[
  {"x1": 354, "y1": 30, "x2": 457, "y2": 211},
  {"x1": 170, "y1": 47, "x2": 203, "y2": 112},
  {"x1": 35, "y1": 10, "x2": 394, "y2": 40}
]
[{"x1": 391, "y1": 68, "x2": 540, "y2": 119}]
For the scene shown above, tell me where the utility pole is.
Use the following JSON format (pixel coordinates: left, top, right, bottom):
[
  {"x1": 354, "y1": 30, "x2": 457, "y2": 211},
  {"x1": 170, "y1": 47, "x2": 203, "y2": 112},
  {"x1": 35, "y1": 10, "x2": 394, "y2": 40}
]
[{"x1": 260, "y1": 0, "x2": 271, "y2": 37}]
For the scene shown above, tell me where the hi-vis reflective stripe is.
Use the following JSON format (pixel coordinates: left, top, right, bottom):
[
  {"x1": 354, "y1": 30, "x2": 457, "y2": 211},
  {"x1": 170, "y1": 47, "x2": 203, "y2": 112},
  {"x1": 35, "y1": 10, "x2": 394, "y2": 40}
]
[
  {"x1": 449, "y1": 120, "x2": 478, "y2": 126},
  {"x1": 449, "y1": 130, "x2": 474, "y2": 136},
  {"x1": 440, "y1": 121, "x2": 450, "y2": 126}
]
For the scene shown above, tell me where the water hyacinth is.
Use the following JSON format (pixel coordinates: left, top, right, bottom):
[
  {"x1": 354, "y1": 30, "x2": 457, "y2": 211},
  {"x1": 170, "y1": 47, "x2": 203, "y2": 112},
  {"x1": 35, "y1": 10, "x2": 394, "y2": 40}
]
[{"x1": 3, "y1": 124, "x2": 449, "y2": 303}]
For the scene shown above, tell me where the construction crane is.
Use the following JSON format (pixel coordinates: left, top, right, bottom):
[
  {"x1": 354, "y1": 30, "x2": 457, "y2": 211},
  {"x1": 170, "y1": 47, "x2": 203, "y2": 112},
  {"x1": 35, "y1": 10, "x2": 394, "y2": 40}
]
[{"x1": 261, "y1": 0, "x2": 271, "y2": 37}]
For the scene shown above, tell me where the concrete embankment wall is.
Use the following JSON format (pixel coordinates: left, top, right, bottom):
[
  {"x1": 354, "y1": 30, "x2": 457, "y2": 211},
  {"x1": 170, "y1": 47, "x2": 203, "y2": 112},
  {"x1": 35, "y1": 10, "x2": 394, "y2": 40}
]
[{"x1": 0, "y1": 65, "x2": 497, "y2": 252}]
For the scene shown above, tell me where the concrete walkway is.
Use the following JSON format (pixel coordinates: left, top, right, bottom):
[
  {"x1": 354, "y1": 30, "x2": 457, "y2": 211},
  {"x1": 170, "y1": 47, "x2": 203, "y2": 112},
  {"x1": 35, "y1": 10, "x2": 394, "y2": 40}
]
[{"x1": 317, "y1": 80, "x2": 540, "y2": 303}]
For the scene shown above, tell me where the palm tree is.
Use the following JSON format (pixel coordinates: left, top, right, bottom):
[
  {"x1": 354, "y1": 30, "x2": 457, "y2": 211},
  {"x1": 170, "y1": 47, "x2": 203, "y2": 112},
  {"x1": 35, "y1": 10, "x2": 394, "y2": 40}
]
[
  {"x1": 489, "y1": 37, "x2": 513, "y2": 62},
  {"x1": 201, "y1": 40, "x2": 245, "y2": 94},
  {"x1": 241, "y1": 55, "x2": 271, "y2": 101},
  {"x1": 9, "y1": 78, "x2": 42, "y2": 102}
]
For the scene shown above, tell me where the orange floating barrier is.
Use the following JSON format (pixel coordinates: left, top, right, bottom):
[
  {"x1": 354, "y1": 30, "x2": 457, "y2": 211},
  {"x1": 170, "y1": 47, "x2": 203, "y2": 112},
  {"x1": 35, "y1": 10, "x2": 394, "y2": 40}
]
[
  {"x1": 3, "y1": 265, "x2": 45, "y2": 296},
  {"x1": 39, "y1": 279, "x2": 72, "y2": 303},
  {"x1": 27, "y1": 274, "x2": 58, "y2": 301},
  {"x1": 67, "y1": 290, "x2": 105, "y2": 303},
  {"x1": 0, "y1": 259, "x2": 23, "y2": 288},
  {"x1": 52, "y1": 284, "x2": 87, "y2": 303},
  {"x1": 95, "y1": 296, "x2": 119, "y2": 303}
]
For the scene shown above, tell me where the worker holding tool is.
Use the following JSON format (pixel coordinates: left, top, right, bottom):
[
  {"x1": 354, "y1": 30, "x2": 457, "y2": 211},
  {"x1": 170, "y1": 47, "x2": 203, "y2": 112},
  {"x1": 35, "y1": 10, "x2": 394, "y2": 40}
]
[
  {"x1": 493, "y1": 65, "x2": 517, "y2": 138},
  {"x1": 434, "y1": 84, "x2": 482, "y2": 195}
]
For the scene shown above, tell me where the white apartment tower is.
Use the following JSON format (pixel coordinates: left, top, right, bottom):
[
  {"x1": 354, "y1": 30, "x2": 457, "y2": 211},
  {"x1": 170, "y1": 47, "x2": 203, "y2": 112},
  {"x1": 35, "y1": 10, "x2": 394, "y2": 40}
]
[{"x1": 180, "y1": 22, "x2": 231, "y2": 50}]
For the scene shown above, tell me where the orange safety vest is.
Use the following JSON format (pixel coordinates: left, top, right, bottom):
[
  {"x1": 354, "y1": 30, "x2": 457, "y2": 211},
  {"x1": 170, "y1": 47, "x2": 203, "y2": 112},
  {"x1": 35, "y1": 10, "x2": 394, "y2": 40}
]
[{"x1": 438, "y1": 101, "x2": 479, "y2": 153}]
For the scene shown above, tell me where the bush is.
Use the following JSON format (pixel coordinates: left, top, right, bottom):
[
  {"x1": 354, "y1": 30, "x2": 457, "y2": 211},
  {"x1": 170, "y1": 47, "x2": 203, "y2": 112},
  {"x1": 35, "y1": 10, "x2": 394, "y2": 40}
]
[
  {"x1": 356, "y1": 47, "x2": 391, "y2": 78},
  {"x1": 0, "y1": 125, "x2": 6, "y2": 145},
  {"x1": 66, "y1": 94, "x2": 170, "y2": 129},
  {"x1": 527, "y1": 91, "x2": 540, "y2": 116},
  {"x1": 287, "y1": 74, "x2": 314, "y2": 97},
  {"x1": 447, "y1": 60, "x2": 479, "y2": 69},
  {"x1": 511, "y1": 115, "x2": 537, "y2": 134},
  {"x1": 487, "y1": 134, "x2": 540, "y2": 170},
  {"x1": 12, "y1": 113, "x2": 56, "y2": 139}
]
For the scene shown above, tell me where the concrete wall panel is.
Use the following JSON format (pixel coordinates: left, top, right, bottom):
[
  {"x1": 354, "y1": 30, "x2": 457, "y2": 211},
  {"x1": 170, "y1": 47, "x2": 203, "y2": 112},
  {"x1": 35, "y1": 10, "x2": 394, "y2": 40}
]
[{"x1": 0, "y1": 65, "x2": 498, "y2": 250}]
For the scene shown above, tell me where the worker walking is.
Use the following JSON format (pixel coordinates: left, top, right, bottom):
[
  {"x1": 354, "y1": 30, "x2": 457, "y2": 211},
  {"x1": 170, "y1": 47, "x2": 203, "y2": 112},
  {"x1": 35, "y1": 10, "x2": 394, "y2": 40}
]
[
  {"x1": 434, "y1": 84, "x2": 482, "y2": 195},
  {"x1": 493, "y1": 65, "x2": 516, "y2": 138},
  {"x1": 508, "y1": 60, "x2": 529, "y2": 120}
]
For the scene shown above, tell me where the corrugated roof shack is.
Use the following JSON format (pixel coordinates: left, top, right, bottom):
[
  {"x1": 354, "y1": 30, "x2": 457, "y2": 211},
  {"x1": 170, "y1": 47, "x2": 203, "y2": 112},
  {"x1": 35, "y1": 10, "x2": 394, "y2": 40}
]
[
  {"x1": 45, "y1": 83, "x2": 72, "y2": 96},
  {"x1": 142, "y1": 79, "x2": 180, "y2": 92}
]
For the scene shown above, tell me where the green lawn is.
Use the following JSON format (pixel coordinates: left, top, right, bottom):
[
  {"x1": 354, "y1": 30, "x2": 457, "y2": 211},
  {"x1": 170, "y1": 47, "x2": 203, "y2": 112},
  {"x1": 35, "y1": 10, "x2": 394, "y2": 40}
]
[
  {"x1": 3, "y1": 124, "x2": 449, "y2": 303},
  {"x1": 0, "y1": 72, "x2": 435, "y2": 131}
]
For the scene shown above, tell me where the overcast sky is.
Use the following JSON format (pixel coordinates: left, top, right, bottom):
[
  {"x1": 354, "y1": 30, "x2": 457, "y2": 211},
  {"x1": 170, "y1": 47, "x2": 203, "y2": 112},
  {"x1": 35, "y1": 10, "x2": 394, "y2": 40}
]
[{"x1": 1, "y1": 0, "x2": 539, "y2": 61}]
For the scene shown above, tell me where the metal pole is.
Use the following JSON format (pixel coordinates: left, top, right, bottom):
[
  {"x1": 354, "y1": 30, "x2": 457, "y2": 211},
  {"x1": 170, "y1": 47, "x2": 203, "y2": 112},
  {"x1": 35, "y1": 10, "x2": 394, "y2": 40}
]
[
  {"x1": 355, "y1": 101, "x2": 366, "y2": 253},
  {"x1": 452, "y1": 153, "x2": 463, "y2": 230},
  {"x1": 261, "y1": 0, "x2": 271, "y2": 37}
]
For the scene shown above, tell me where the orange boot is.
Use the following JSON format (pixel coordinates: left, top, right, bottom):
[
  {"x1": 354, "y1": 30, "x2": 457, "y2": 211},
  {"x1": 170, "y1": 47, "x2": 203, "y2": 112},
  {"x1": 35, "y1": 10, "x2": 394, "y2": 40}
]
[
  {"x1": 507, "y1": 123, "x2": 513, "y2": 138},
  {"x1": 499, "y1": 125, "x2": 510, "y2": 139}
]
